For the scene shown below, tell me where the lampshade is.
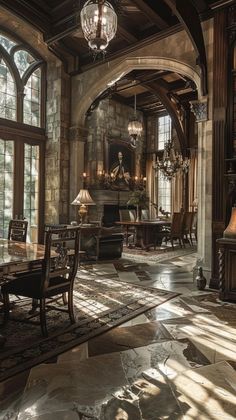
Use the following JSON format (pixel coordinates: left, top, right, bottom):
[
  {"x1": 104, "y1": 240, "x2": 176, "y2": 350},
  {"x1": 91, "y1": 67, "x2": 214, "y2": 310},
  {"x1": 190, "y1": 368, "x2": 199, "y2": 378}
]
[
  {"x1": 71, "y1": 189, "x2": 95, "y2": 206},
  {"x1": 224, "y1": 207, "x2": 236, "y2": 239},
  {"x1": 80, "y1": 0, "x2": 117, "y2": 53}
]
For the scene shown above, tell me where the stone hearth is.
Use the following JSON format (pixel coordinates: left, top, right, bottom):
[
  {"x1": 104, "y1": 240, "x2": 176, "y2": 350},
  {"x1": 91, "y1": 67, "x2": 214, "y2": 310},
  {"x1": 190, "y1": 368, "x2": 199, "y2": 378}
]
[{"x1": 88, "y1": 190, "x2": 132, "y2": 225}]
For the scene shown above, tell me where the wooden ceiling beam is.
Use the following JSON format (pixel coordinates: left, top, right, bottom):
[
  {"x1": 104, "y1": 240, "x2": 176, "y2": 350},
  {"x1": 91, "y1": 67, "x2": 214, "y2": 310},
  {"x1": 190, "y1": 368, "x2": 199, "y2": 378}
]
[
  {"x1": 145, "y1": 80, "x2": 188, "y2": 154},
  {"x1": 163, "y1": 0, "x2": 208, "y2": 95},
  {"x1": 190, "y1": 0, "x2": 208, "y2": 13},
  {"x1": 117, "y1": 25, "x2": 138, "y2": 44},
  {"x1": 131, "y1": 0, "x2": 169, "y2": 30},
  {"x1": 0, "y1": 0, "x2": 50, "y2": 32}
]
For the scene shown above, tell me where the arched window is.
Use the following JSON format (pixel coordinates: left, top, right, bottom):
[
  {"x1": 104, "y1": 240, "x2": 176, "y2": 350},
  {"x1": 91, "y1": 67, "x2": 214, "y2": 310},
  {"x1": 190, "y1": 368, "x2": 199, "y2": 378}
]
[{"x1": 0, "y1": 31, "x2": 45, "y2": 240}]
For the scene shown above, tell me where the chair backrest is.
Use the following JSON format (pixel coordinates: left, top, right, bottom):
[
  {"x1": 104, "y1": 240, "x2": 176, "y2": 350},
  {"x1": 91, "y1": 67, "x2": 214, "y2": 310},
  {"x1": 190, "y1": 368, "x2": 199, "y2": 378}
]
[
  {"x1": 191, "y1": 212, "x2": 197, "y2": 231},
  {"x1": 8, "y1": 219, "x2": 28, "y2": 242},
  {"x1": 119, "y1": 209, "x2": 131, "y2": 222},
  {"x1": 170, "y1": 212, "x2": 184, "y2": 236},
  {"x1": 42, "y1": 226, "x2": 80, "y2": 294},
  {"x1": 183, "y1": 212, "x2": 194, "y2": 233},
  {"x1": 129, "y1": 209, "x2": 136, "y2": 221},
  {"x1": 141, "y1": 209, "x2": 149, "y2": 220}
]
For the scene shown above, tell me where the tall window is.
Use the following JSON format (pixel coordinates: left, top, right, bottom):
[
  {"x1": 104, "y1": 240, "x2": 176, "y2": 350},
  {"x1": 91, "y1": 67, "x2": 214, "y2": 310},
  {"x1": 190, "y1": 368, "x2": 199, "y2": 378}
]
[
  {"x1": 0, "y1": 139, "x2": 14, "y2": 237},
  {"x1": 157, "y1": 115, "x2": 172, "y2": 214},
  {"x1": 0, "y1": 32, "x2": 45, "y2": 240}
]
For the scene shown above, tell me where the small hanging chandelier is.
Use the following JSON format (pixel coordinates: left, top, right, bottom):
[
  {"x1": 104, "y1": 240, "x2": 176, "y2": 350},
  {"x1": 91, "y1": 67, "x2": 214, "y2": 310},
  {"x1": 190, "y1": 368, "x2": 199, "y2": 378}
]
[
  {"x1": 80, "y1": 0, "x2": 117, "y2": 54},
  {"x1": 128, "y1": 94, "x2": 143, "y2": 148},
  {"x1": 153, "y1": 139, "x2": 190, "y2": 181}
]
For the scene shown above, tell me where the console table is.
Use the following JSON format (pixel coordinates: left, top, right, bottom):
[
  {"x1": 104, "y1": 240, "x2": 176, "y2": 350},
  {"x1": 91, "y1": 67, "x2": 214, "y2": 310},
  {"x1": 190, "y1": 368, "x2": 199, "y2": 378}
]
[{"x1": 217, "y1": 237, "x2": 236, "y2": 302}]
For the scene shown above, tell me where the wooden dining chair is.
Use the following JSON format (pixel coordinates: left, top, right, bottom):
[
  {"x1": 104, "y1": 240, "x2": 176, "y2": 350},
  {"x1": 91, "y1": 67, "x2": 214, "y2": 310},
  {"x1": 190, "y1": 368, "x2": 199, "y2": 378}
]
[
  {"x1": 8, "y1": 219, "x2": 28, "y2": 242},
  {"x1": 119, "y1": 209, "x2": 136, "y2": 246},
  {"x1": 190, "y1": 211, "x2": 198, "y2": 243},
  {"x1": 164, "y1": 212, "x2": 185, "y2": 249},
  {"x1": 182, "y1": 212, "x2": 194, "y2": 245},
  {"x1": 2, "y1": 226, "x2": 80, "y2": 337}
]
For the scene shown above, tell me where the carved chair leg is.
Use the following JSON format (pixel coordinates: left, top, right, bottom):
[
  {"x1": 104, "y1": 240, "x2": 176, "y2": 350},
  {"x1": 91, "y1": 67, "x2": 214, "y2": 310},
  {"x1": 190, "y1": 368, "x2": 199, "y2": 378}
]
[
  {"x1": 62, "y1": 292, "x2": 68, "y2": 305},
  {"x1": 40, "y1": 298, "x2": 48, "y2": 337},
  {"x1": 2, "y1": 291, "x2": 10, "y2": 323},
  {"x1": 189, "y1": 233, "x2": 193, "y2": 246},
  {"x1": 68, "y1": 288, "x2": 75, "y2": 324}
]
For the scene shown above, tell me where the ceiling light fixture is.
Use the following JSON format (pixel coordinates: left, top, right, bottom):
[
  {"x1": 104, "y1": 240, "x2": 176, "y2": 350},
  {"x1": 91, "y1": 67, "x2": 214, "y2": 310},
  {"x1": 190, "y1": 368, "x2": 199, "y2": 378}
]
[
  {"x1": 127, "y1": 93, "x2": 143, "y2": 148},
  {"x1": 80, "y1": 0, "x2": 117, "y2": 54},
  {"x1": 153, "y1": 139, "x2": 190, "y2": 181}
]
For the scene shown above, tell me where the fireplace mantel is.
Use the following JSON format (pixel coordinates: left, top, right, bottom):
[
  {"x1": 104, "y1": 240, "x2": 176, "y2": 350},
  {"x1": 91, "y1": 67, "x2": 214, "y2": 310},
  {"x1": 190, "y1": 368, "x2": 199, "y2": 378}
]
[
  {"x1": 90, "y1": 189, "x2": 131, "y2": 205},
  {"x1": 88, "y1": 189, "x2": 132, "y2": 224}
]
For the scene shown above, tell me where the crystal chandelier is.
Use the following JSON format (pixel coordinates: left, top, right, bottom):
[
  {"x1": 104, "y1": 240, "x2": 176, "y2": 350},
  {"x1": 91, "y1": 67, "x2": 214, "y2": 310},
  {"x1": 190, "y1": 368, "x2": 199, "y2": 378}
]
[
  {"x1": 128, "y1": 94, "x2": 143, "y2": 148},
  {"x1": 80, "y1": 0, "x2": 117, "y2": 54},
  {"x1": 153, "y1": 139, "x2": 190, "y2": 181}
]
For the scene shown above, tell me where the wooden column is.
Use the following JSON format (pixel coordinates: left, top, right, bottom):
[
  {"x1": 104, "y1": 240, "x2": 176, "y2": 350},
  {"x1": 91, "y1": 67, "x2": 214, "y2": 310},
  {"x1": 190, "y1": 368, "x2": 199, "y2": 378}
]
[{"x1": 210, "y1": 9, "x2": 229, "y2": 288}]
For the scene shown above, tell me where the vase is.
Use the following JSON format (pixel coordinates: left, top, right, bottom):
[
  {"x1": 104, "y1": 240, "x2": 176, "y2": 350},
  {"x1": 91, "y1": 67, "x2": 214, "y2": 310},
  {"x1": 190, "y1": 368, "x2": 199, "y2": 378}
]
[
  {"x1": 195, "y1": 266, "x2": 207, "y2": 290},
  {"x1": 136, "y1": 205, "x2": 140, "y2": 222}
]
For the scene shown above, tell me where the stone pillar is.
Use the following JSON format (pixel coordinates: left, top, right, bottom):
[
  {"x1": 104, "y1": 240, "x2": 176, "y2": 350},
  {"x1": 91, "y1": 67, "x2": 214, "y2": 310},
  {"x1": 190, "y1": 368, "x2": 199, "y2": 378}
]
[
  {"x1": 69, "y1": 125, "x2": 88, "y2": 222},
  {"x1": 191, "y1": 99, "x2": 213, "y2": 281},
  {"x1": 45, "y1": 63, "x2": 70, "y2": 224}
]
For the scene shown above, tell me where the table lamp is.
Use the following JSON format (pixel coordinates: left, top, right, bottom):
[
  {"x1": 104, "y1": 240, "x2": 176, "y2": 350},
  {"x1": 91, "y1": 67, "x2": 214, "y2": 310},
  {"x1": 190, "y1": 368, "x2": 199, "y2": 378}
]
[{"x1": 71, "y1": 189, "x2": 95, "y2": 224}]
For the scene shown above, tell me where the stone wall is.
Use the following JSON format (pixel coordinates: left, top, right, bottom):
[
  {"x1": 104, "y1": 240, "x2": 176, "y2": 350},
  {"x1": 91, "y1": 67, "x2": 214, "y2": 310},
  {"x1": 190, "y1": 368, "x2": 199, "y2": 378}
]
[
  {"x1": 85, "y1": 98, "x2": 146, "y2": 184},
  {"x1": 45, "y1": 64, "x2": 71, "y2": 224}
]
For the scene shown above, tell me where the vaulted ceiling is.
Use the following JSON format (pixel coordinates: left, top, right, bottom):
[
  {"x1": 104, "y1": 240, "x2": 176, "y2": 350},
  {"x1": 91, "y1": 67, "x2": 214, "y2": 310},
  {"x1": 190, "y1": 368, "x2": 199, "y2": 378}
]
[
  {"x1": 0, "y1": 0, "x2": 231, "y2": 117},
  {"x1": 0, "y1": 0, "x2": 218, "y2": 73}
]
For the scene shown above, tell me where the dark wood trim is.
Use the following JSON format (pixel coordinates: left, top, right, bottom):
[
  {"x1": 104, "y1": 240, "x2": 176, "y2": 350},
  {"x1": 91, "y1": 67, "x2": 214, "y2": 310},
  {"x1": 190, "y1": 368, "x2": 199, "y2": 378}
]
[
  {"x1": 73, "y1": 24, "x2": 183, "y2": 74},
  {"x1": 0, "y1": 119, "x2": 45, "y2": 141},
  {"x1": 163, "y1": 0, "x2": 208, "y2": 95},
  {"x1": 38, "y1": 142, "x2": 45, "y2": 244},
  {"x1": 210, "y1": 8, "x2": 228, "y2": 289}
]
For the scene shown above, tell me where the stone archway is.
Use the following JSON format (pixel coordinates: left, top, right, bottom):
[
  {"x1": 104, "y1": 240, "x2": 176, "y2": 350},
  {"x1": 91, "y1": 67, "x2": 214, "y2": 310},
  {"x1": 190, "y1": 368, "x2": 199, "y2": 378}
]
[
  {"x1": 72, "y1": 57, "x2": 202, "y2": 128},
  {"x1": 70, "y1": 56, "x2": 212, "y2": 278}
]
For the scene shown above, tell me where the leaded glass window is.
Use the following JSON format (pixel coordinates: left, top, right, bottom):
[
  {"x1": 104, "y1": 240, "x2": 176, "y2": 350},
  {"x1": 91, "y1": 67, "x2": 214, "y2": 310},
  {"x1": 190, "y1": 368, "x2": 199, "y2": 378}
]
[
  {"x1": 158, "y1": 173, "x2": 171, "y2": 214},
  {"x1": 0, "y1": 31, "x2": 45, "y2": 242},
  {"x1": 24, "y1": 68, "x2": 41, "y2": 126},
  {"x1": 14, "y1": 49, "x2": 35, "y2": 77},
  {"x1": 157, "y1": 115, "x2": 171, "y2": 150},
  {"x1": 0, "y1": 59, "x2": 16, "y2": 121},
  {"x1": 0, "y1": 139, "x2": 14, "y2": 238},
  {"x1": 0, "y1": 34, "x2": 16, "y2": 52},
  {"x1": 24, "y1": 144, "x2": 39, "y2": 236},
  {"x1": 157, "y1": 115, "x2": 172, "y2": 214},
  {"x1": 0, "y1": 33, "x2": 43, "y2": 127}
]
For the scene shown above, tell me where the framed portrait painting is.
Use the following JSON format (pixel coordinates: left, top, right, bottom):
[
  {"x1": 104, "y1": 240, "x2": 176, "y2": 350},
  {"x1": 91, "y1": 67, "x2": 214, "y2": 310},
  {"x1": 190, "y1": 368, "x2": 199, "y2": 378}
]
[{"x1": 107, "y1": 141, "x2": 134, "y2": 191}]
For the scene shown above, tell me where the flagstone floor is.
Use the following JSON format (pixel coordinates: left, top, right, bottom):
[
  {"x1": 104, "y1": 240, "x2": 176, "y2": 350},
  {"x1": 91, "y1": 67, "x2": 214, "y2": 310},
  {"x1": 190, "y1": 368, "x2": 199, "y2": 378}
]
[{"x1": 1, "y1": 251, "x2": 236, "y2": 419}]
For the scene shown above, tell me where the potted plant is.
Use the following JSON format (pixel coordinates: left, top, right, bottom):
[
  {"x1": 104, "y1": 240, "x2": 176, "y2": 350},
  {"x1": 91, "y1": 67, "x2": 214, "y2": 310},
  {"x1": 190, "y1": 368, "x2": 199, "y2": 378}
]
[{"x1": 127, "y1": 190, "x2": 149, "y2": 222}]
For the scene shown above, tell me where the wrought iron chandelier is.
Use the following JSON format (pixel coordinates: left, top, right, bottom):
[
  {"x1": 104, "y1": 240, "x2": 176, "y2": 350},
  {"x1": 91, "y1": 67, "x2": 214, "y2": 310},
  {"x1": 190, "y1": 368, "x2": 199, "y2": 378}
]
[
  {"x1": 153, "y1": 139, "x2": 190, "y2": 181},
  {"x1": 80, "y1": 0, "x2": 117, "y2": 54},
  {"x1": 127, "y1": 94, "x2": 143, "y2": 148}
]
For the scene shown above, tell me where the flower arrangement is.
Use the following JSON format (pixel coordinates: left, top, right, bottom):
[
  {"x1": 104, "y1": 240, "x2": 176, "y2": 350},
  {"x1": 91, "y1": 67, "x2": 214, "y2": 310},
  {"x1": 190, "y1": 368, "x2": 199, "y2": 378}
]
[{"x1": 127, "y1": 190, "x2": 149, "y2": 207}]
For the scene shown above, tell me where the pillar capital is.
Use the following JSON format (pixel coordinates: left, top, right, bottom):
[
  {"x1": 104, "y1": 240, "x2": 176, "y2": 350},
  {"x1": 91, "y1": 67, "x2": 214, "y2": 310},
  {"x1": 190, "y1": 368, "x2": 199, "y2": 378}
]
[
  {"x1": 69, "y1": 125, "x2": 88, "y2": 142},
  {"x1": 190, "y1": 97, "x2": 208, "y2": 122}
]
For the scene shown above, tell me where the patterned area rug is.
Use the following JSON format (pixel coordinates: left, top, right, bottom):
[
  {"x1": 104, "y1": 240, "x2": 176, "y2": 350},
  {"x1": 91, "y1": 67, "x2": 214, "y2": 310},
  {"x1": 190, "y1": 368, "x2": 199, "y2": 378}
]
[
  {"x1": 0, "y1": 274, "x2": 177, "y2": 381},
  {"x1": 122, "y1": 246, "x2": 197, "y2": 263}
]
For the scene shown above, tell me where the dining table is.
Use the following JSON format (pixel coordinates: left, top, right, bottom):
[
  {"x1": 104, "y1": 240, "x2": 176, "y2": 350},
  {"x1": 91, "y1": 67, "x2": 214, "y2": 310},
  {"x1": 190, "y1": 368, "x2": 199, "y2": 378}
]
[
  {"x1": 116, "y1": 219, "x2": 171, "y2": 250},
  {"x1": 0, "y1": 239, "x2": 47, "y2": 347}
]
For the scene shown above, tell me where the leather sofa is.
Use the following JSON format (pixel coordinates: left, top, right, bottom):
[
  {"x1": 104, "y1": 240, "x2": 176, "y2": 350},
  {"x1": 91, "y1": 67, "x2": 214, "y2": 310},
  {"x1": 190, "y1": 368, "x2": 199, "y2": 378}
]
[{"x1": 80, "y1": 226, "x2": 124, "y2": 260}]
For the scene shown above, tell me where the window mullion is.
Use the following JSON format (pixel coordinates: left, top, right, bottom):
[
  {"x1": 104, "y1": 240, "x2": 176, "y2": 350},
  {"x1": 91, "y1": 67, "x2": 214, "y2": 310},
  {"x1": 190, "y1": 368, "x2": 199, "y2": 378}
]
[{"x1": 13, "y1": 141, "x2": 24, "y2": 218}]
